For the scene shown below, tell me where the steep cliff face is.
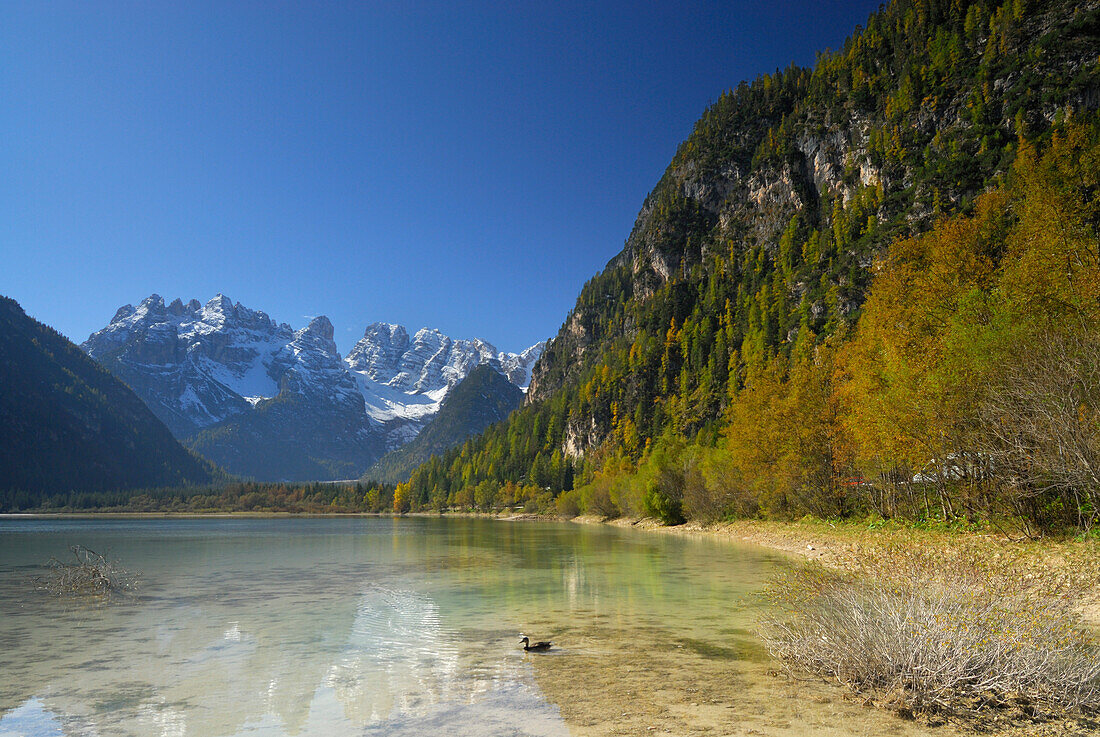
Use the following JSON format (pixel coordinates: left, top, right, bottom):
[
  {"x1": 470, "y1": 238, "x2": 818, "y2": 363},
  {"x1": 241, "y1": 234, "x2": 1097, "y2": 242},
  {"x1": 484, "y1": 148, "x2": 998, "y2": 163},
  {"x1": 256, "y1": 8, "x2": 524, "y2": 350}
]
[{"x1": 530, "y1": 0, "x2": 1100, "y2": 438}]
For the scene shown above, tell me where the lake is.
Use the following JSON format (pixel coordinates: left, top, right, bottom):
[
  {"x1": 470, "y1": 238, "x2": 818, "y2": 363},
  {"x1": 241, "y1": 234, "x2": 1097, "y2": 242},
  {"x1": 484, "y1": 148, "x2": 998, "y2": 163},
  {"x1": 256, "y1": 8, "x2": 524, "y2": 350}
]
[{"x1": 0, "y1": 517, "x2": 945, "y2": 736}]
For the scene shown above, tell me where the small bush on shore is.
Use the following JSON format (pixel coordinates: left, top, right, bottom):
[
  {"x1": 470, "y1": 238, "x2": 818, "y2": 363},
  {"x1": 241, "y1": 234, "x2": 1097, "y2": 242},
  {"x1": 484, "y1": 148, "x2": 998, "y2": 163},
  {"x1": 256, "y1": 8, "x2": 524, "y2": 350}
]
[
  {"x1": 35, "y1": 545, "x2": 137, "y2": 598},
  {"x1": 762, "y1": 561, "x2": 1100, "y2": 721}
]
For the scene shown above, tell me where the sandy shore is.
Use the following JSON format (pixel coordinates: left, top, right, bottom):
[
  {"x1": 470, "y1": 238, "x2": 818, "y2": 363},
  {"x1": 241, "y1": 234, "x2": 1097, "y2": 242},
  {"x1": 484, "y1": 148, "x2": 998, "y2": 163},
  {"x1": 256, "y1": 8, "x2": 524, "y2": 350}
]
[{"x1": 556, "y1": 515, "x2": 1100, "y2": 628}]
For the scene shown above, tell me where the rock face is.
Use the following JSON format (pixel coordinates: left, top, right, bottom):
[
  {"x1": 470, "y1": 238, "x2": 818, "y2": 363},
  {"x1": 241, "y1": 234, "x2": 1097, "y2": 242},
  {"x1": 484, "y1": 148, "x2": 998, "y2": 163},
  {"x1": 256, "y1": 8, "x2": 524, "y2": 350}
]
[
  {"x1": 528, "y1": 0, "x2": 1100, "y2": 418},
  {"x1": 345, "y1": 323, "x2": 544, "y2": 394},
  {"x1": 342, "y1": 323, "x2": 543, "y2": 457},
  {"x1": 83, "y1": 295, "x2": 544, "y2": 481},
  {"x1": 499, "y1": 342, "x2": 545, "y2": 388},
  {"x1": 84, "y1": 294, "x2": 294, "y2": 437},
  {"x1": 1, "y1": 295, "x2": 215, "y2": 501}
]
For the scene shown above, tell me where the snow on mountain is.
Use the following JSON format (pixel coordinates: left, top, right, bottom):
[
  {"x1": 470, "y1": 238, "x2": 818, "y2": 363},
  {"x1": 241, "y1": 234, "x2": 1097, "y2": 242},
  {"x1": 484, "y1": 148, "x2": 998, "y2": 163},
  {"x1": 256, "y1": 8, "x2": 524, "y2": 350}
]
[
  {"x1": 342, "y1": 324, "x2": 543, "y2": 450},
  {"x1": 83, "y1": 294, "x2": 293, "y2": 437},
  {"x1": 82, "y1": 294, "x2": 544, "y2": 480},
  {"x1": 345, "y1": 324, "x2": 496, "y2": 393},
  {"x1": 500, "y1": 341, "x2": 546, "y2": 390},
  {"x1": 344, "y1": 323, "x2": 545, "y2": 428},
  {"x1": 343, "y1": 323, "x2": 410, "y2": 383}
]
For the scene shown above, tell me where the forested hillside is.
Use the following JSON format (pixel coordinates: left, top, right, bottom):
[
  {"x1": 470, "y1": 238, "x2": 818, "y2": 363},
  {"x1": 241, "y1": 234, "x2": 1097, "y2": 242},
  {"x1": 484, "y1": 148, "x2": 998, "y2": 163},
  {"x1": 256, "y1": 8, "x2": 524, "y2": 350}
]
[
  {"x1": 364, "y1": 365, "x2": 524, "y2": 485},
  {"x1": 0, "y1": 296, "x2": 218, "y2": 507},
  {"x1": 392, "y1": 0, "x2": 1100, "y2": 532}
]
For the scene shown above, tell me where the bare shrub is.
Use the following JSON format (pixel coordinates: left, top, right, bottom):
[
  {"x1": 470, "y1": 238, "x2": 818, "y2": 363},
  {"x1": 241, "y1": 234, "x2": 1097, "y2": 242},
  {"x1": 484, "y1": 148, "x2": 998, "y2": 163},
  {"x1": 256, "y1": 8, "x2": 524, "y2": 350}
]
[
  {"x1": 979, "y1": 328, "x2": 1100, "y2": 532},
  {"x1": 762, "y1": 562, "x2": 1100, "y2": 719},
  {"x1": 35, "y1": 545, "x2": 137, "y2": 598}
]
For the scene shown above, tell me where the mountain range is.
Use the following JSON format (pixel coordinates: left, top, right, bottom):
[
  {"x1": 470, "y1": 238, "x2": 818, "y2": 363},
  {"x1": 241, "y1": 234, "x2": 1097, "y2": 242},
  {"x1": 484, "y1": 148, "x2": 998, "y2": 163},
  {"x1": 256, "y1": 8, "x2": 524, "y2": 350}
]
[
  {"x1": 9, "y1": 0, "x2": 1098, "y2": 526},
  {"x1": 82, "y1": 294, "x2": 544, "y2": 481}
]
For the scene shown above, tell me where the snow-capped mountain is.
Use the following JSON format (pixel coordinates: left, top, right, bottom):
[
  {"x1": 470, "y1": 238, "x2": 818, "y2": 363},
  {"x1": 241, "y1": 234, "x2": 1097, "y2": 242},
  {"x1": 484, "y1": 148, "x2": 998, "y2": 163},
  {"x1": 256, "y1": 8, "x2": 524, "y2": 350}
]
[
  {"x1": 84, "y1": 294, "x2": 294, "y2": 437},
  {"x1": 344, "y1": 322, "x2": 544, "y2": 433},
  {"x1": 82, "y1": 294, "x2": 544, "y2": 481},
  {"x1": 499, "y1": 342, "x2": 544, "y2": 388}
]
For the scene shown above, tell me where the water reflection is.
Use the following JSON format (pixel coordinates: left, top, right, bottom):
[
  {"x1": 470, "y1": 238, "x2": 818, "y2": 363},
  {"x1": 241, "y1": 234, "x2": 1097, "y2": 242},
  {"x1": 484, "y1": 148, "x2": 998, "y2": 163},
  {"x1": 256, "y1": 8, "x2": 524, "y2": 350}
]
[
  {"x1": 0, "y1": 518, "x2": 801, "y2": 737},
  {"x1": 0, "y1": 699, "x2": 65, "y2": 737},
  {"x1": 0, "y1": 519, "x2": 576, "y2": 737},
  {"x1": 329, "y1": 585, "x2": 460, "y2": 721}
]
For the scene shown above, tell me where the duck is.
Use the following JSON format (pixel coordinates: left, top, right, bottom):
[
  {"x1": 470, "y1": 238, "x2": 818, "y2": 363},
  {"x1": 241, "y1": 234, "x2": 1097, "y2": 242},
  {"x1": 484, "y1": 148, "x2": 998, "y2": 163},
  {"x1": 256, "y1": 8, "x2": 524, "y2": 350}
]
[{"x1": 519, "y1": 636, "x2": 552, "y2": 652}]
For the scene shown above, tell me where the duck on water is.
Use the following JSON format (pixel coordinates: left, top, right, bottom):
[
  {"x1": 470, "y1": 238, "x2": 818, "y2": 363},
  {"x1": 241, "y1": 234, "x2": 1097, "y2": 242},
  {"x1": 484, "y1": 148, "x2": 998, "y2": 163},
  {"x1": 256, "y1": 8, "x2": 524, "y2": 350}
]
[{"x1": 520, "y1": 636, "x2": 552, "y2": 652}]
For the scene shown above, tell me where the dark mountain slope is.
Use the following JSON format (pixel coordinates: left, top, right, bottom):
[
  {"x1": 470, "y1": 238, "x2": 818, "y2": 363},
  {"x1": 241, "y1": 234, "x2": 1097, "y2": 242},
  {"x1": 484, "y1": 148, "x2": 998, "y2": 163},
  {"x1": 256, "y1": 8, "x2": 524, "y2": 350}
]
[
  {"x1": 188, "y1": 390, "x2": 379, "y2": 482},
  {"x1": 364, "y1": 365, "x2": 524, "y2": 485},
  {"x1": 0, "y1": 296, "x2": 216, "y2": 503},
  {"x1": 395, "y1": 0, "x2": 1100, "y2": 508}
]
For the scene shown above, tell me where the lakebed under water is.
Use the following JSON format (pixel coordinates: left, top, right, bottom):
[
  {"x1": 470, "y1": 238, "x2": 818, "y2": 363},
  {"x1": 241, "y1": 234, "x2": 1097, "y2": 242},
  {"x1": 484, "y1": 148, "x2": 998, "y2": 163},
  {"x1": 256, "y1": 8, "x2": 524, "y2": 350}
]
[{"x1": 0, "y1": 517, "x2": 955, "y2": 737}]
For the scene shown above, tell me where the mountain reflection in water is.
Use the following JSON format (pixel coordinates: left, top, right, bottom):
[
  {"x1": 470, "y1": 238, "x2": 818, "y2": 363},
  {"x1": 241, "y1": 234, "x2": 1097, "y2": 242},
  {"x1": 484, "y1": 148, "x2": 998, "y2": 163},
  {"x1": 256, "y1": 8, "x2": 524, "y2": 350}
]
[{"x1": 0, "y1": 519, "x2": 578, "y2": 737}]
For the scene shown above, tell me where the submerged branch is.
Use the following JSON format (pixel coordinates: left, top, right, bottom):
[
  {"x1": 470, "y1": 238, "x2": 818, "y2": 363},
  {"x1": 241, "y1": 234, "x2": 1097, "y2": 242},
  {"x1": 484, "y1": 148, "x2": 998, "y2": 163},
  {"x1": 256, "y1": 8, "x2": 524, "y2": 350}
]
[{"x1": 34, "y1": 545, "x2": 137, "y2": 598}]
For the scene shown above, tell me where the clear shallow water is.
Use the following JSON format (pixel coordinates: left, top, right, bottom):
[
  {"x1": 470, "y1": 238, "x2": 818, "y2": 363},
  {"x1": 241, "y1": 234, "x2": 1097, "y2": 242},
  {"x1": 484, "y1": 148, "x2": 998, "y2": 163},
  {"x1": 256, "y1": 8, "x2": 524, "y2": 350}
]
[{"x1": 0, "y1": 517, "x2": 790, "y2": 736}]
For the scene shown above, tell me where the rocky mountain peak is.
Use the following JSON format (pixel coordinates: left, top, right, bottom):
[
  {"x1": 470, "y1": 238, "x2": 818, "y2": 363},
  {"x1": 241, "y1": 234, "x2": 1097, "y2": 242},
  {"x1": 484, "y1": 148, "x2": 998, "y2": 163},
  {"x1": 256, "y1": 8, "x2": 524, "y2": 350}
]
[
  {"x1": 347, "y1": 321, "x2": 545, "y2": 395},
  {"x1": 345, "y1": 322, "x2": 412, "y2": 380},
  {"x1": 501, "y1": 340, "x2": 547, "y2": 388},
  {"x1": 139, "y1": 293, "x2": 165, "y2": 310},
  {"x1": 288, "y1": 317, "x2": 341, "y2": 368},
  {"x1": 304, "y1": 315, "x2": 335, "y2": 343},
  {"x1": 129, "y1": 294, "x2": 169, "y2": 324},
  {"x1": 367, "y1": 322, "x2": 409, "y2": 341},
  {"x1": 111, "y1": 304, "x2": 135, "y2": 323},
  {"x1": 201, "y1": 294, "x2": 235, "y2": 324},
  {"x1": 205, "y1": 293, "x2": 233, "y2": 311}
]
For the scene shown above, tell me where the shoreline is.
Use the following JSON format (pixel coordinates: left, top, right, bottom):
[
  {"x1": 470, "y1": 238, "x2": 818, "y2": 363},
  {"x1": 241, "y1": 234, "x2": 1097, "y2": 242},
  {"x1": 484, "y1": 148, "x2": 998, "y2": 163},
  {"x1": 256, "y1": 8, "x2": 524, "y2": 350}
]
[
  {"x1": 559, "y1": 514, "x2": 1100, "y2": 628},
  {"x1": 6, "y1": 508, "x2": 1098, "y2": 625}
]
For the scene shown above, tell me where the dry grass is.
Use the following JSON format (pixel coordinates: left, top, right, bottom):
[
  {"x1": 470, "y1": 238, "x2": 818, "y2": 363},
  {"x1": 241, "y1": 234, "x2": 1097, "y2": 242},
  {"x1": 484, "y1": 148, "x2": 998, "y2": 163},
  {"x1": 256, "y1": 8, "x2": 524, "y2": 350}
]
[
  {"x1": 761, "y1": 557, "x2": 1100, "y2": 723},
  {"x1": 35, "y1": 545, "x2": 137, "y2": 598}
]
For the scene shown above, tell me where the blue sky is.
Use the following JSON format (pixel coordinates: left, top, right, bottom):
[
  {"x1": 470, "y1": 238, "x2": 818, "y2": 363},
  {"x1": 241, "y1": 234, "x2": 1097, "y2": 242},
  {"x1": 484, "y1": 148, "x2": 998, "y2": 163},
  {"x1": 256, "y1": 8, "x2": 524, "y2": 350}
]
[{"x1": 1, "y1": 1, "x2": 880, "y2": 354}]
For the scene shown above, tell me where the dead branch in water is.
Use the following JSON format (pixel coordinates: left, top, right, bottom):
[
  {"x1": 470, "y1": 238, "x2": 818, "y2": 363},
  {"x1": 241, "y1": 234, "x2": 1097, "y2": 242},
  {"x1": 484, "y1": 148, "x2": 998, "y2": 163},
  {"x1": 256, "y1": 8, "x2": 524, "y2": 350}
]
[{"x1": 35, "y1": 545, "x2": 137, "y2": 598}]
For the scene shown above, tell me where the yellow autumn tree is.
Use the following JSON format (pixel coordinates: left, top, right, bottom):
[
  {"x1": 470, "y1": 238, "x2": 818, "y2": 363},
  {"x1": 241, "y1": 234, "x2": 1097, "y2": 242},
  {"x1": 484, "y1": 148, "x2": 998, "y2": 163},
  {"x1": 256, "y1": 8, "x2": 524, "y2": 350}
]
[
  {"x1": 836, "y1": 190, "x2": 1008, "y2": 517},
  {"x1": 392, "y1": 483, "x2": 410, "y2": 514},
  {"x1": 715, "y1": 334, "x2": 849, "y2": 519},
  {"x1": 837, "y1": 119, "x2": 1100, "y2": 525},
  {"x1": 999, "y1": 127, "x2": 1100, "y2": 326}
]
